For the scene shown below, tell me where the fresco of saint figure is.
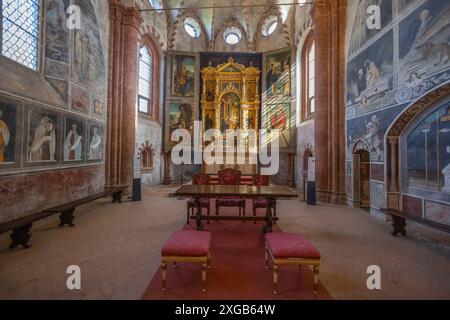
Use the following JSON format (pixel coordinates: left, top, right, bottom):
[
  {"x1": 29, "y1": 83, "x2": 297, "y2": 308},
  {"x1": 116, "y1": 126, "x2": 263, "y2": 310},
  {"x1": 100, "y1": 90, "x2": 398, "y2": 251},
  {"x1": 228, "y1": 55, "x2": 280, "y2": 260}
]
[
  {"x1": 29, "y1": 116, "x2": 57, "y2": 162},
  {"x1": 169, "y1": 103, "x2": 193, "y2": 144},
  {"x1": 266, "y1": 51, "x2": 291, "y2": 97},
  {"x1": 89, "y1": 125, "x2": 102, "y2": 160},
  {"x1": 172, "y1": 56, "x2": 195, "y2": 97},
  {"x1": 64, "y1": 120, "x2": 84, "y2": 161},
  {"x1": 0, "y1": 109, "x2": 11, "y2": 163}
]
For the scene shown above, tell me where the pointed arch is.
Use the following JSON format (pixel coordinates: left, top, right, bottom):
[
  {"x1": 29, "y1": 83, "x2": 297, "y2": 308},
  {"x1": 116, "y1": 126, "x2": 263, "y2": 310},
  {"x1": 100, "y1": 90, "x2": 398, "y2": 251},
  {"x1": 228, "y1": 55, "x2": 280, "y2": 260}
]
[{"x1": 138, "y1": 34, "x2": 161, "y2": 121}]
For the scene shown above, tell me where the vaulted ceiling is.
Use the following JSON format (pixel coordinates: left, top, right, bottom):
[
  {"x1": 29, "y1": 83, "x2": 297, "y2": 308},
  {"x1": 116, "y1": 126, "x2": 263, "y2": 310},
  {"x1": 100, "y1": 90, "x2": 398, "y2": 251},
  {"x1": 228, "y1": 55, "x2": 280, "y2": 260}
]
[{"x1": 154, "y1": 0, "x2": 308, "y2": 48}]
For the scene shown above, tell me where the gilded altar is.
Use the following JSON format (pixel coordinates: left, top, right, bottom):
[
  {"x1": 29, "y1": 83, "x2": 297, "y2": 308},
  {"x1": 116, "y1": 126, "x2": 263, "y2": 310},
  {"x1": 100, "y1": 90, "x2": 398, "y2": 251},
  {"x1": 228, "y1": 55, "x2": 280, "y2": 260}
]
[{"x1": 201, "y1": 57, "x2": 261, "y2": 174}]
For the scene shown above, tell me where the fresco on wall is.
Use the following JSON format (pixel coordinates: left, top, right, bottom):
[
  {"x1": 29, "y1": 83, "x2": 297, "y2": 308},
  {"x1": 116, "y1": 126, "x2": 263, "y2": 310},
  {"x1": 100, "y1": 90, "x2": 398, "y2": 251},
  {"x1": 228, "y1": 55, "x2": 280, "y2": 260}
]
[
  {"x1": 171, "y1": 55, "x2": 195, "y2": 97},
  {"x1": 347, "y1": 104, "x2": 405, "y2": 162},
  {"x1": 64, "y1": 117, "x2": 86, "y2": 162},
  {"x1": 348, "y1": 0, "x2": 392, "y2": 57},
  {"x1": 72, "y1": 85, "x2": 90, "y2": 114},
  {"x1": 0, "y1": 100, "x2": 17, "y2": 164},
  {"x1": 46, "y1": 78, "x2": 69, "y2": 103},
  {"x1": 399, "y1": 0, "x2": 450, "y2": 96},
  {"x1": 88, "y1": 122, "x2": 104, "y2": 161},
  {"x1": 168, "y1": 102, "x2": 193, "y2": 146},
  {"x1": 45, "y1": 0, "x2": 70, "y2": 63},
  {"x1": 265, "y1": 103, "x2": 291, "y2": 149},
  {"x1": 28, "y1": 108, "x2": 60, "y2": 163},
  {"x1": 406, "y1": 102, "x2": 450, "y2": 192},
  {"x1": 266, "y1": 50, "x2": 291, "y2": 98},
  {"x1": 399, "y1": 0, "x2": 423, "y2": 14},
  {"x1": 347, "y1": 31, "x2": 394, "y2": 108},
  {"x1": 93, "y1": 99, "x2": 104, "y2": 117},
  {"x1": 72, "y1": 0, "x2": 106, "y2": 96},
  {"x1": 45, "y1": 60, "x2": 69, "y2": 80}
]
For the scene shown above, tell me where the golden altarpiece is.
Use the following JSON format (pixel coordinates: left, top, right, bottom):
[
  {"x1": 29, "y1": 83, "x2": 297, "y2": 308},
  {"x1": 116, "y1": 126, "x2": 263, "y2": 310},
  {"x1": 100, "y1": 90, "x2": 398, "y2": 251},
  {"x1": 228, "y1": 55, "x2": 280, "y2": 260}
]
[{"x1": 200, "y1": 58, "x2": 261, "y2": 174}]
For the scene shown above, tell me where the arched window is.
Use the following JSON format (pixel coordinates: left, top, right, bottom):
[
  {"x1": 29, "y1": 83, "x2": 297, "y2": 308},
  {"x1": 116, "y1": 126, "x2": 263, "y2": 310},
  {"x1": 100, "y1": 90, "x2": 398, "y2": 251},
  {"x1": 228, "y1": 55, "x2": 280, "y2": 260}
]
[
  {"x1": 140, "y1": 142, "x2": 154, "y2": 171},
  {"x1": 302, "y1": 34, "x2": 315, "y2": 119},
  {"x1": 1, "y1": 0, "x2": 41, "y2": 70},
  {"x1": 137, "y1": 36, "x2": 159, "y2": 119},
  {"x1": 138, "y1": 46, "x2": 153, "y2": 115}
]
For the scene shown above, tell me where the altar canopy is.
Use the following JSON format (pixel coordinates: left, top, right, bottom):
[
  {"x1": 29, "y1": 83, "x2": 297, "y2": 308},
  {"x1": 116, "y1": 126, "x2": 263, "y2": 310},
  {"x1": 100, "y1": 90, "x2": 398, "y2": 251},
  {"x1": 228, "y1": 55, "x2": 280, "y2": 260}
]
[{"x1": 201, "y1": 58, "x2": 261, "y2": 174}]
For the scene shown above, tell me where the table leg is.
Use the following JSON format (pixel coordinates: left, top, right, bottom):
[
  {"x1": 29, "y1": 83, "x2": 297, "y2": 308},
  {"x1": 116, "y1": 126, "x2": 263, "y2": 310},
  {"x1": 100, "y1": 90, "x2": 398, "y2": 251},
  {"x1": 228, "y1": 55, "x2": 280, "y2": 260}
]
[
  {"x1": 263, "y1": 197, "x2": 274, "y2": 233},
  {"x1": 195, "y1": 196, "x2": 204, "y2": 231}
]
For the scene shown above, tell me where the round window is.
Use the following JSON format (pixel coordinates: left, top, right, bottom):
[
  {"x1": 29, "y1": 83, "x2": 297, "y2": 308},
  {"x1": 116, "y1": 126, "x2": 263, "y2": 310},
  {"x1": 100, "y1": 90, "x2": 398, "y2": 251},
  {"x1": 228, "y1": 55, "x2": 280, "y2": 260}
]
[
  {"x1": 223, "y1": 26, "x2": 242, "y2": 45},
  {"x1": 261, "y1": 15, "x2": 279, "y2": 37},
  {"x1": 184, "y1": 17, "x2": 201, "y2": 38}
]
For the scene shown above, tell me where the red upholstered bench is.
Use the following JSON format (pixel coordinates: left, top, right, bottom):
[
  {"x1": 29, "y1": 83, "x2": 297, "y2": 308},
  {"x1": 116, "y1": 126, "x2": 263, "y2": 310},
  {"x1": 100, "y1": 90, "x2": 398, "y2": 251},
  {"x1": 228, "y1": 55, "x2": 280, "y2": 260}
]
[
  {"x1": 265, "y1": 233, "x2": 321, "y2": 295},
  {"x1": 161, "y1": 230, "x2": 212, "y2": 292}
]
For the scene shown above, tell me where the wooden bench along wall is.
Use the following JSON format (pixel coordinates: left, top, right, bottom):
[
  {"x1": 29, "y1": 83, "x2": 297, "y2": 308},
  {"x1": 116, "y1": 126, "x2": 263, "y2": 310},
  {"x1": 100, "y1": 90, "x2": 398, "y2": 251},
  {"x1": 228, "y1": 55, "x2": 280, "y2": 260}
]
[
  {"x1": 381, "y1": 208, "x2": 450, "y2": 237},
  {"x1": 0, "y1": 187, "x2": 125, "y2": 250}
]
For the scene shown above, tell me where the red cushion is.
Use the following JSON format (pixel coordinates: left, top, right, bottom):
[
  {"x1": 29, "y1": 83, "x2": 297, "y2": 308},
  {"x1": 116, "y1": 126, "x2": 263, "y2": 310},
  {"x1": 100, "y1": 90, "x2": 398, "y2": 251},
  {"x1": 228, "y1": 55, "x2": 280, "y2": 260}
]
[
  {"x1": 162, "y1": 230, "x2": 211, "y2": 257},
  {"x1": 265, "y1": 233, "x2": 321, "y2": 259},
  {"x1": 253, "y1": 198, "x2": 270, "y2": 206}
]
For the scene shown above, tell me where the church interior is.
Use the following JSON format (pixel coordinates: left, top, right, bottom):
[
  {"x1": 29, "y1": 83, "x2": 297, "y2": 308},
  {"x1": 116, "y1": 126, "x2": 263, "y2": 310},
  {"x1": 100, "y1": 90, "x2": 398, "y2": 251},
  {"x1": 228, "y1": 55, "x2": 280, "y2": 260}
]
[{"x1": 0, "y1": 0, "x2": 449, "y2": 300}]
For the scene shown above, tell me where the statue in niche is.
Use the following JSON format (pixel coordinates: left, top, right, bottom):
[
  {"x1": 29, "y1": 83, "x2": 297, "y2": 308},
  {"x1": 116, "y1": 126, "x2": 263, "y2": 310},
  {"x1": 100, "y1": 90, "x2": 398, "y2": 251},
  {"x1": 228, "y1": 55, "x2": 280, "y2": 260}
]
[
  {"x1": 206, "y1": 81, "x2": 215, "y2": 102},
  {"x1": 204, "y1": 110, "x2": 215, "y2": 130}
]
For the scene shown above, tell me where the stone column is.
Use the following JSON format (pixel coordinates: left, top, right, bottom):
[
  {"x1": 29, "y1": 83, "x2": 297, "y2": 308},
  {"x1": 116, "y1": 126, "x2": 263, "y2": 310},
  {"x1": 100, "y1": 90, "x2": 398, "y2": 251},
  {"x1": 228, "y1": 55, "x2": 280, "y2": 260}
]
[
  {"x1": 106, "y1": 1, "x2": 143, "y2": 191},
  {"x1": 312, "y1": 0, "x2": 347, "y2": 204},
  {"x1": 313, "y1": 0, "x2": 330, "y2": 202}
]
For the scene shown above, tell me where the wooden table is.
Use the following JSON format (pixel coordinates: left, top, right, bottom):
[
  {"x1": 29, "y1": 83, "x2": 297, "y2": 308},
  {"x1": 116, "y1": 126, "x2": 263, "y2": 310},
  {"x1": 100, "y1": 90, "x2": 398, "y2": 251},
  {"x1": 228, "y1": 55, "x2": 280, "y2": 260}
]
[{"x1": 173, "y1": 185, "x2": 298, "y2": 232}]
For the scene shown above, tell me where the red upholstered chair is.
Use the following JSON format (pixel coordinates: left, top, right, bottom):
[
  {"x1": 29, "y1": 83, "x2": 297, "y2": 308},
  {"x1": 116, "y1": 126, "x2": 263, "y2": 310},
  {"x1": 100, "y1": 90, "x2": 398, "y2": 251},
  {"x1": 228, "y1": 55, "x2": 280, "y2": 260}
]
[
  {"x1": 252, "y1": 175, "x2": 276, "y2": 224},
  {"x1": 187, "y1": 174, "x2": 211, "y2": 224},
  {"x1": 161, "y1": 230, "x2": 212, "y2": 292},
  {"x1": 215, "y1": 169, "x2": 246, "y2": 216},
  {"x1": 265, "y1": 233, "x2": 321, "y2": 295}
]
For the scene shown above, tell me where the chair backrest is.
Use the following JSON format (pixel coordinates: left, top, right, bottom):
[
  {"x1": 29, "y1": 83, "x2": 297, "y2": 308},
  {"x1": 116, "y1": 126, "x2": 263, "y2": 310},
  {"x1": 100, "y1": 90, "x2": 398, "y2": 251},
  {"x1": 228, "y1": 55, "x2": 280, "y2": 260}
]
[
  {"x1": 253, "y1": 174, "x2": 269, "y2": 187},
  {"x1": 218, "y1": 169, "x2": 241, "y2": 185},
  {"x1": 192, "y1": 174, "x2": 211, "y2": 185}
]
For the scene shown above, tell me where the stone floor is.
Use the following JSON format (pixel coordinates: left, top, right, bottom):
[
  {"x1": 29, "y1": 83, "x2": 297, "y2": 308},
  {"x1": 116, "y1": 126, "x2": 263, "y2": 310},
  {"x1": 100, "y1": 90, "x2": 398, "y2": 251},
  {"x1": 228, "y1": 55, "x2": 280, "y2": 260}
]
[{"x1": 0, "y1": 185, "x2": 449, "y2": 300}]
